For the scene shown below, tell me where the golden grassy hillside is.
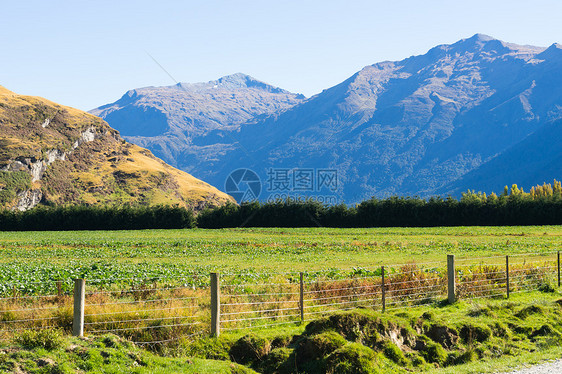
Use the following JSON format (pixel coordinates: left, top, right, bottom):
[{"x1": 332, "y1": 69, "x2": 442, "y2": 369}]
[{"x1": 0, "y1": 86, "x2": 234, "y2": 210}]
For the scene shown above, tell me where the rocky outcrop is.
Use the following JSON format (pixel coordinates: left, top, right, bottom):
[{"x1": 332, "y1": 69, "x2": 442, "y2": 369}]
[{"x1": 15, "y1": 189, "x2": 42, "y2": 211}]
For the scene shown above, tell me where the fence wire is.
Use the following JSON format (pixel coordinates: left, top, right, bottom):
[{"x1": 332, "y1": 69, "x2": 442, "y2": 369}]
[{"x1": 0, "y1": 253, "x2": 560, "y2": 343}]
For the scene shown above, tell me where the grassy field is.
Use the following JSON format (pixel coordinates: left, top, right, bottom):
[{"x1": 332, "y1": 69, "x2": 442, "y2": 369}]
[
  {"x1": 1, "y1": 226, "x2": 562, "y2": 372},
  {"x1": 4, "y1": 291, "x2": 562, "y2": 373},
  {"x1": 0, "y1": 226, "x2": 561, "y2": 286}
]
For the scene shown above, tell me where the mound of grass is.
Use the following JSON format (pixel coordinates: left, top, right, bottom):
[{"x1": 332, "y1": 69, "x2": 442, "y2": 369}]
[
  {"x1": 324, "y1": 343, "x2": 378, "y2": 374},
  {"x1": 14, "y1": 329, "x2": 64, "y2": 351},
  {"x1": 229, "y1": 334, "x2": 271, "y2": 365},
  {"x1": 2, "y1": 333, "x2": 256, "y2": 374}
]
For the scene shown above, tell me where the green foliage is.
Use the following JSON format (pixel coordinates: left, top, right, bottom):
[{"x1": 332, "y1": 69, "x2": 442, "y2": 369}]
[
  {"x1": 324, "y1": 343, "x2": 379, "y2": 374},
  {"x1": 229, "y1": 334, "x2": 271, "y2": 365},
  {"x1": 197, "y1": 180, "x2": 562, "y2": 228},
  {"x1": 381, "y1": 340, "x2": 408, "y2": 365},
  {"x1": 296, "y1": 331, "x2": 347, "y2": 362},
  {"x1": 180, "y1": 336, "x2": 235, "y2": 360},
  {"x1": 420, "y1": 339, "x2": 448, "y2": 365},
  {"x1": 0, "y1": 171, "x2": 32, "y2": 205},
  {"x1": 459, "y1": 323, "x2": 492, "y2": 344},
  {"x1": 0, "y1": 204, "x2": 195, "y2": 231},
  {"x1": 261, "y1": 348, "x2": 293, "y2": 374},
  {"x1": 14, "y1": 329, "x2": 64, "y2": 351},
  {"x1": 3, "y1": 333, "x2": 258, "y2": 374}
]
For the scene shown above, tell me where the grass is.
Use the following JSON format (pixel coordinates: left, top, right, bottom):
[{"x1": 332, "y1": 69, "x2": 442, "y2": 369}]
[
  {"x1": 0, "y1": 333, "x2": 257, "y2": 373},
  {"x1": 178, "y1": 290, "x2": 562, "y2": 373},
  {"x1": 4, "y1": 290, "x2": 561, "y2": 373},
  {"x1": 0, "y1": 226, "x2": 561, "y2": 286},
  {"x1": 1, "y1": 227, "x2": 562, "y2": 371}
]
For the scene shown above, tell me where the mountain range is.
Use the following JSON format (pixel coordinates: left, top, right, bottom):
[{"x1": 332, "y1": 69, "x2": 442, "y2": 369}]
[
  {"x1": 92, "y1": 34, "x2": 562, "y2": 203},
  {"x1": 0, "y1": 86, "x2": 233, "y2": 210}
]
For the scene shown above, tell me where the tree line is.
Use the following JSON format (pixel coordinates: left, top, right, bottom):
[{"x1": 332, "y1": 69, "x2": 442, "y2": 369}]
[
  {"x1": 197, "y1": 181, "x2": 562, "y2": 228},
  {"x1": 0, "y1": 205, "x2": 195, "y2": 231},
  {"x1": 1, "y1": 181, "x2": 562, "y2": 230}
]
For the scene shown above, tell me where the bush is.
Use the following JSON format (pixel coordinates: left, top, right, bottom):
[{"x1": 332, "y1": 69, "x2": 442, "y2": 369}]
[
  {"x1": 446, "y1": 349, "x2": 477, "y2": 365},
  {"x1": 0, "y1": 205, "x2": 195, "y2": 231},
  {"x1": 181, "y1": 336, "x2": 234, "y2": 360}
]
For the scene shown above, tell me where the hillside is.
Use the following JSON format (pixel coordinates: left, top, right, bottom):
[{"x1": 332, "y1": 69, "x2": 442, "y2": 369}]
[
  {"x1": 0, "y1": 86, "x2": 234, "y2": 211},
  {"x1": 93, "y1": 35, "x2": 562, "y2": 203}
]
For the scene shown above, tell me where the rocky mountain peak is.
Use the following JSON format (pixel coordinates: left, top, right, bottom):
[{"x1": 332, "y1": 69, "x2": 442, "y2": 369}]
[{"x1": 92, "y1": 35, "x2": 562, "y2": 203}]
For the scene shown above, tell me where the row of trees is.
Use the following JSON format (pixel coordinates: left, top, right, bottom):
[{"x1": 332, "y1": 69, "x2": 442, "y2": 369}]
[
  {"x1": 198, "y1": 181, "x2": 562, "y2": 228},
  {"x1": 1, "y1": 181, "x2": 562, "y2": 230},
  {"x1": 0, "y1": 205, "x2": 195, "y2": 231}
]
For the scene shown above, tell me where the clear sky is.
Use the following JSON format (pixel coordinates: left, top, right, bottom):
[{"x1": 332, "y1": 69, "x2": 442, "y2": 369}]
[{"x1": 2, "y1": 0, "x2": 561, "y2": 111}]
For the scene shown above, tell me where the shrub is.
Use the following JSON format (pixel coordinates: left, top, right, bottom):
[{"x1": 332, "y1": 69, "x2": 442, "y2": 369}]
[
  {"x1": 446, "y1": 349, "x2": 477, "y2": 365},
  {"x1": 515, "y1": 305, "x2": 545, "y2": 319}
]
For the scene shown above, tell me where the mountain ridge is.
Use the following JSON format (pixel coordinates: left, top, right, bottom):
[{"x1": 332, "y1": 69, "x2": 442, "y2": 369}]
[{"x1": 92, "y1": 35, "x2": 562, "y2": 202}]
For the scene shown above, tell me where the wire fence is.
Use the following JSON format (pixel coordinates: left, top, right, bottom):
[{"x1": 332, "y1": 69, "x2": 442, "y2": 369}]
[{"x1": 0, "y1": 252, "x2": 559, "y2": 345}]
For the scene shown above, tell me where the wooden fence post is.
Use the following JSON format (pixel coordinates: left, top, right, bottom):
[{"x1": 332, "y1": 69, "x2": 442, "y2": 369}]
[
  {"x1": 506, "y1": 255, "x2": 510, "y2": 298},
  {"x1": 299, "y1": 272, "x2": 304, "y2": 321},
  {"x1": 447, "y1": 255, "x2": 455, "y2": 304},
  {"x1": 557, "y1": 251, "x2": 560, "y2": 287},
  {"x1": 72, "y1": 278, "x2": 85, "y2": 337},
  {"x1": 211, "y1": 273, "x2": 220, "y2": 337},
  {"x1": 381, "y1": 266, "x2": 386, "y2": 313},
  {"x1": 56, "y1": 281, "x2": 62, "y2": 297}
]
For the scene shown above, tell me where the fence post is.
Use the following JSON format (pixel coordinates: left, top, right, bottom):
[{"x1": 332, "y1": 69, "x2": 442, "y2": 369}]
[
  {"x1": 211, "y1": 273, "x2": 220, "y2": 337},
  {"x1": 558, "y1": 251, "x2": 560, "y2": 288},
  {"x1": 299, "y1": 272, "x2": 304, "y2": 321},
  {"x1": 506, "y1": 255, "x2": 510, "y2": 298},
  {"x1": 56, "y1": 281, "x2": 62, "y2": 297},
  {"x1": 381, "y1": 266, "x2": 386, "y2": 313},
  {"x1": 447, "y1": 255, "x2": 455, "y2": 304},
  {"x1": 557, "y1": 251, "x2": 560, "y2": 287},
  {"x1": 72, "y1": 278, "x2": 85, "y2": 337}
]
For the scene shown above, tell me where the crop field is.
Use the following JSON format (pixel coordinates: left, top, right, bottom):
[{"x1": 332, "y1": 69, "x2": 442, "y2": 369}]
[{"x1": 0, "y1": 225, "x2": 561, "y2": 288}]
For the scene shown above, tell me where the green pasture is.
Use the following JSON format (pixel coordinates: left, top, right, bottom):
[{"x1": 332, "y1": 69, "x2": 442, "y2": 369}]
[{"x1": 0, "y1": 226, "x2": 561, "y2": 288}]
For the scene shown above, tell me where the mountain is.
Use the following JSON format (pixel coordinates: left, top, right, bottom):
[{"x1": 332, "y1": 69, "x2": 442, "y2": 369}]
[
  {"x1": 93, "y1": 35, "x2": 562, "y2": 203},
  {"x1": 90, "y1": 73, "x2": 305, "y2": 172},
  {"x1": 0, "y1": 86, "x2": 234, "y2": 211},
  {"x1": 442, "y1": 117, "x2": 562, "y2": 196}
]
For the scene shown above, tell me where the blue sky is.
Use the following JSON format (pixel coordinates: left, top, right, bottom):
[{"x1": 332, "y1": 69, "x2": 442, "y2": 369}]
[{"x1": 2, "y1": 0, "x2": 561, "y2": 111}]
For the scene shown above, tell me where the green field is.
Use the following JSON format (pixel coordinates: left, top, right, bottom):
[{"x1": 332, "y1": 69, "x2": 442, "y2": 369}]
[
  {"x1": 2, "y1": 226, "x2": 562, "y2": 373},
  {"x1": 0, "y1": 225, "x2": 561, "y2": 289}
]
